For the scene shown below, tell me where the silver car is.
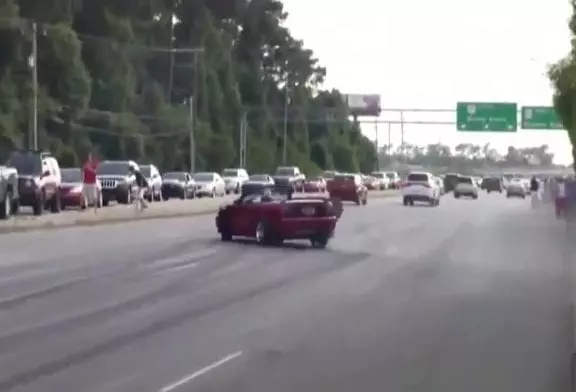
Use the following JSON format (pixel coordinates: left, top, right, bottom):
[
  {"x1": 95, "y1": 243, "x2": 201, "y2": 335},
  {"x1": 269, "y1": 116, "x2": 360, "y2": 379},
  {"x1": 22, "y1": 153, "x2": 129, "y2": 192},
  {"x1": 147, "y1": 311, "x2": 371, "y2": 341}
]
[
  {"x1": 193, "y1": 172, "x2": 226, "y2": 197},
  {"x1": 506, "y1": 179, "x2": 527, "y2": 198}
]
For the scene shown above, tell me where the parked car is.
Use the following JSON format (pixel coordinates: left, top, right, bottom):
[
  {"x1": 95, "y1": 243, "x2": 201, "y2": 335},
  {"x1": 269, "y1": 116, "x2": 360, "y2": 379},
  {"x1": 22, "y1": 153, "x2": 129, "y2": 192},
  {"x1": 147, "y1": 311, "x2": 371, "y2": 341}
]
[
  {"x1": 193, "y1": 172, "x2": 226, "y2": 197},
  {"x1": 221, "y1": 168, "x2": 249, "y2": 194},
  {"x1": 362, "y1": 175, "x2": 379, "y2": 190},
  {"x1": 327, "y1": 173, "x2": 367, "y2": 205},
  {"x1": 161, "y1": 171, "x2": 195, "y2": 199},
  {"x1": 97, "y1": 160, "x2": 138, "y2": 205},
  {"x1": 303, "y1": 176, "x2": 327, "y2": 192},
  {"x1": 435, "y1": 176, "x2": 445, "y2": 195},
  {"x1": 273, "y1": 166, "x2": 306, "y2": 192},
  {"x1": 0, "y1": 165, "x2": 19, "y2": 219},
  {"x1": 7, "y1": 150, "x2": 61, "y2": 215},
  {"x1": 215, "y1": 191, "x2": 341, "y2": 248},
  {"x1": 59, "y1": 167, "x2": 103, "y2": 209},
  {"x1": 506, "y1": 178, "x2": 528, "y2": 198},
  {"x1": 246, "y1": 174, "x2": 275, "y2": 186},
  {"x1": 402, "y1": 172, "x2": 441, "y2": 206},
  {"x1": 139, "y1": 164, "x2": 163, "y2": 201},
  {"x1": 385, "y1": 172, "x2": 402, "y2": 189},
  {"x1": 370, "y1": 172, "x2": 390, "y2": 190},
  {"x1": 481, "y1": 177, "x2": 503, "y2": 192}
]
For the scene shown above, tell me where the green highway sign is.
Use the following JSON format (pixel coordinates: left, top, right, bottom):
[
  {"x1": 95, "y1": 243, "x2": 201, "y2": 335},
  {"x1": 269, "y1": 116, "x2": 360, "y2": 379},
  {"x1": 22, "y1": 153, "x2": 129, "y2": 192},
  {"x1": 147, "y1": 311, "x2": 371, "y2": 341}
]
[
  {"x1": 456, "y1": 102, "x2": 517, "y2": 131},
  {"x1": 521, "y1": 106, "x2": 563, "y2": 129}
]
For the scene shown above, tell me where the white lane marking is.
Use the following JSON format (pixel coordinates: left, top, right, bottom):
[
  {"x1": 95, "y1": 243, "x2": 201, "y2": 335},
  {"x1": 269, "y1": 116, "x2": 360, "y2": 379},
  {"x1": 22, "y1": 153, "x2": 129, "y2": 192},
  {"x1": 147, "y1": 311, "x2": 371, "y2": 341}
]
[
  {"x1": 159, "y1": 351, "x2": 243, "y2": 392},
  {"x1": 161, "y1": 262, "x2": 199, "y2": 273}
]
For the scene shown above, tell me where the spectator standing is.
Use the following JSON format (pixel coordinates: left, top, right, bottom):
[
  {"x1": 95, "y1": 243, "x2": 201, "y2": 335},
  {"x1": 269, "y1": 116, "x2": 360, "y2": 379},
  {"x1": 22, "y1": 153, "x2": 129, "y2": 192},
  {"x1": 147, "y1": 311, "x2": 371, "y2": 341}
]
[{"x1": 82, "y1": 153, "x2": 99, "y2": 212}]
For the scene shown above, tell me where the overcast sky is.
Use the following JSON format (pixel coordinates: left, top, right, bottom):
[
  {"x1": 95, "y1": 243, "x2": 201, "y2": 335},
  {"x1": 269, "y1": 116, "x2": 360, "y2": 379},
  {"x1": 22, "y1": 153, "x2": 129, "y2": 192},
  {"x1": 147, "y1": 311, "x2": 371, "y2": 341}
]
[{"x1": 282, "y1": 0, "x2": 573, "y2": 163}]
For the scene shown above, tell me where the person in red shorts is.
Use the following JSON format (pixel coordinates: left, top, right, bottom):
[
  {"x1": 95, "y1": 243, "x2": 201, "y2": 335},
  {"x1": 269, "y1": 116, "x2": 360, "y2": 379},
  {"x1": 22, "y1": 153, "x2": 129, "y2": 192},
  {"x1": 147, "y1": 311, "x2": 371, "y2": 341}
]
[
  {"x1": 82, "y1": 153, "x2": 99, "y2": 212},
  {"x1": 554, "y1": 177, "x2": 567, "y2": 219}
]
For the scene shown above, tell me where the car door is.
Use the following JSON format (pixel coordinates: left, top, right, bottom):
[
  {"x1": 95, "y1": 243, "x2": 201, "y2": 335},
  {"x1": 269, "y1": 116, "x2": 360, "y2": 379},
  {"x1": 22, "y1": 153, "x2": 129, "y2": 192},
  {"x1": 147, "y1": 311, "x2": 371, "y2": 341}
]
[{"x1": 230, "y1": 195, "x2": 260, "y2": 236}]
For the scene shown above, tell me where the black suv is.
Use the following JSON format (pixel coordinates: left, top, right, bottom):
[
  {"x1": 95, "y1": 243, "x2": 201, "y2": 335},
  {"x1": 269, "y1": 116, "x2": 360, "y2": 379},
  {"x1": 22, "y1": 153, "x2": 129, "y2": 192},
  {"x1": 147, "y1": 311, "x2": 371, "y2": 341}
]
[
  {"x1": 481, "y1": 177, "x2": 503, "y2": 192},
  {"x1": 6, "y1": 150, "x2": 61, "y2": 215},
  {"x1": 97, "y1": 160, "x2": 137, "y2": 205}
]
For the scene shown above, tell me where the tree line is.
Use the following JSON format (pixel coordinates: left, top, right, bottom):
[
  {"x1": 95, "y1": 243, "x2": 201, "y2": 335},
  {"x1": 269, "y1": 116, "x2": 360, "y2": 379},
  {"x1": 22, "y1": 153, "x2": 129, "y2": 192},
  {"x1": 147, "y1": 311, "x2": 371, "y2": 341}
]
[
  {"x1": 378, "y1": 143, "x2": 557, "y2": 169},
  {"x1": 0, "y1": 0, "x2": 377, "y2": 174}
]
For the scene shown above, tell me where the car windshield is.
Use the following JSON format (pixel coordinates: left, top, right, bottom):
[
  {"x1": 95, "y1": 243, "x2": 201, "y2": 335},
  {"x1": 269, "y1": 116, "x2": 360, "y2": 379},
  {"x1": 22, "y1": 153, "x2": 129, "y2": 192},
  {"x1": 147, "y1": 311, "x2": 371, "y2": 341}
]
[
  {"x1": 222, "y1": 169, "x2": 239, "y2": 177},
  {"x1": 6, "y1": 153, "x2": 42, "y2": 175},
  {"x1": 163, "y1": 172, "x2": 187, "y2": 181},
  {"x1": 323, "y1": 171, "x2": 335, "y2": 178},
  {"x1": 386, "y1": 173, "x2": 396, "y2": 179},
  {"x1": 371, "y1": 173, "x2": 384, "y2": 178},
  {"x1": 194, "y1": 173, "x2": 214, "y2": 181},
  {"x1": 276, "y1": 167, "x2": 295, "y2": 176},
  {"x1": 140, "y1": 166, "x2": 151, "y2": 177},
  {"x1": 61, "y1": 168, "x2": 81, "y2": 182},
  {"x1": 334, "y1": 175, "x2": 355, "y2": 181},
  {"x1": 97, "y1": 162, "x2": 130, "y2": 175},
  {"x1": 407, "y1": 173, "x2": 428, "y2": 182},
  {"x1": 458, "y1": 177, "x2": 473, "y2": 184},
  {"x1": 249, "y1": 174, "x2": 268, "y2": 181}
]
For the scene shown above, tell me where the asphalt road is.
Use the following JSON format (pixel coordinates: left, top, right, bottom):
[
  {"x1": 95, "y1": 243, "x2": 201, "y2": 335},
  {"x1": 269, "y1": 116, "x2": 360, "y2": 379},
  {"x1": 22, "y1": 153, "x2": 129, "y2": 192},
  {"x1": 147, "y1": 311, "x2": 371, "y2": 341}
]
[{"x1": 0, "y1": 193, "x2": 573, "y2": 392}]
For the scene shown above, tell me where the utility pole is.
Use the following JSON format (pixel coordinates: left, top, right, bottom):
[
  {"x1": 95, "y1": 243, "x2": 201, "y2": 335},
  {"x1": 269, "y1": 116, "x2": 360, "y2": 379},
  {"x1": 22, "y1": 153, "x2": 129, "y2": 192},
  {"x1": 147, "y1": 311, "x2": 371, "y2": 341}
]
[
  {"x1": 31, "y1": 21, "x2": 38, "y2": 149},
  {"x1": 374, "y1": 118, "x2": 379, "y2": 170},
  {"x1": 282, "y1": 78, "x2": 289, "y2": 164},
  {"x1": 387, "y1": 122, "x2": 392, "y2": 154},
  {"x1": 400, "y1": 111, "x2": 405, "y2": 157},
  {"x1": 189, "y1": 95, "x2": 195, "y2": 173},
  {"x1": 149, "y1": 47, "x2": 203, "y2": 172}
]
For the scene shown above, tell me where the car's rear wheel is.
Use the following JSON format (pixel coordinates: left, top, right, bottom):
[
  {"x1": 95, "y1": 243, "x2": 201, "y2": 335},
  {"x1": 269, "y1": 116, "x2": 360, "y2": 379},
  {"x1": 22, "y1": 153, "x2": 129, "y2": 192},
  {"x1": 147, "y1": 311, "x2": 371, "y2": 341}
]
[
  {"x1": 0, "y1": 191, "x2": 12, "y2": 219},
  {"x1": 454, "y1": 193, "x2": 460, "y2": 198},
  {"x1": 310, "y1": 235, "x2": 329, "y2": 249}
]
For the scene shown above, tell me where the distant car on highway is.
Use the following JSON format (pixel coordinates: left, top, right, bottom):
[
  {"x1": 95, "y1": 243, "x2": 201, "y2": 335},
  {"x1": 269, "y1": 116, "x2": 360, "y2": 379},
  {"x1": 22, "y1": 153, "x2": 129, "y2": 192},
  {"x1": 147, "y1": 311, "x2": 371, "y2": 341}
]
[
  {"x1": 369, "y1": 172, "x2": 390, "y2": 190},
  {"x1": 245, "y1": 174, "x2": 275, "y2": 187},
  {"x1": 215, "y1": 190, "x2": 341, "y2": 248},
  {"x1": 481, "y1": 177, "x2": 503, "y2": 193},
  {"x1": 327, "y1": 173, "x2": 367, "y2": 205},
  {"x1": 402, "y1": 172, "x2": 441, "y2": 206},
  {"x1": 454, "y1": 176, "x2": 479, "y2": 199},
  {"x1": 443, "y1": 173, "x2": 460, "y2": 193},
  {"x1": 506, "y1": 178, "x2": 528, "y2": 198}
]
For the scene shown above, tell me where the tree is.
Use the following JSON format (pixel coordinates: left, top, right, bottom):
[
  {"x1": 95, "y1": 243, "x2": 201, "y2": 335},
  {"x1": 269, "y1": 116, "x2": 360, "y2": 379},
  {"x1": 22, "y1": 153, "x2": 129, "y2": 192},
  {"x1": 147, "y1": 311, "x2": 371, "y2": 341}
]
[
  {"x1": 377, "y1": 143, "x2": 557, "y2": 172},
  {"x1": 548, "y1": 0, "x2": 576, "y2": 169},
  {"x1": 0, "y1": 0, "x2": 377, "y2": 174}
]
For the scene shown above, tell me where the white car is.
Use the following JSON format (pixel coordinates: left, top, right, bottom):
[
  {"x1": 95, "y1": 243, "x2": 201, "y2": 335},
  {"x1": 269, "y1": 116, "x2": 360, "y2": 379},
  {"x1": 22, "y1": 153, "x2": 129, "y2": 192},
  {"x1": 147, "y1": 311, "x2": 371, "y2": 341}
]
[
  {"x1": 193, "y1": 172, "x2": 226, "y2": 197},
  {"x1": 221, "y1": 168, "x2": 249, "y2": 194},
  {"x1": 402, "y1": 172, "x2": 441, "y2": 206},
  {"x1": 454, "y1": 176, "x2": 479, "y2": 199}
]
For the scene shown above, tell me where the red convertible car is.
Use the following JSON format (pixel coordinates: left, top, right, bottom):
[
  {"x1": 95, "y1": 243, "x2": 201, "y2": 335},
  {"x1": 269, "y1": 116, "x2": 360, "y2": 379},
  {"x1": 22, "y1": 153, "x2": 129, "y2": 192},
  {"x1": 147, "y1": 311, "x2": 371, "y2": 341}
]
[
  {"x1": 327, "y1": 173, "x2": 368, "y2": 205},
  {"x1": 216, "y1": 193, "x2": 342, "y2": 248}
]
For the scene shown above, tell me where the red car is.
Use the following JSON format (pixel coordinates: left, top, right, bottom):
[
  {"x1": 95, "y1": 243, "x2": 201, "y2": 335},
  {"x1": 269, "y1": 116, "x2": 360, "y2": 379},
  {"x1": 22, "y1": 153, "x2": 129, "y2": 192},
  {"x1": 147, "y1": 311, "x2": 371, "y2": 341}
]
[
  {"x1": 327, "y1": 173, "x2": 368, "y2": 205},
  {"x1": 303, "y1": 176, "x2": 327, "y2": 193},
  {"x1": 216, "y1": 193, "x2": 342, "y2": 248},
  {"x1": 59, "y1": 168, "x2": 103, "y2": 209}
]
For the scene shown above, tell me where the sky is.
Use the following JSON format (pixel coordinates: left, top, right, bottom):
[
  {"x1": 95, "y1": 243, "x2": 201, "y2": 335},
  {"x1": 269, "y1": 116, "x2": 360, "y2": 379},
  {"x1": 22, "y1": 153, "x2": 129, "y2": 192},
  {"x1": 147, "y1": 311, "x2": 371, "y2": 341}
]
[{"x1": 282, "y1": 0, "x2": 574, "y2": 164}]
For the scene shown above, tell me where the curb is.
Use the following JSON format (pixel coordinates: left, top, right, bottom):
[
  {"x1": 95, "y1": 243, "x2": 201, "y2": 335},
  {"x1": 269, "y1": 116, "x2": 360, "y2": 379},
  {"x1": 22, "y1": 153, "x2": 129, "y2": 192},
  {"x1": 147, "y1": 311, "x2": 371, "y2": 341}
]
[{"x1": 0, "y1": 191, "x2": 399, "y2": 235}]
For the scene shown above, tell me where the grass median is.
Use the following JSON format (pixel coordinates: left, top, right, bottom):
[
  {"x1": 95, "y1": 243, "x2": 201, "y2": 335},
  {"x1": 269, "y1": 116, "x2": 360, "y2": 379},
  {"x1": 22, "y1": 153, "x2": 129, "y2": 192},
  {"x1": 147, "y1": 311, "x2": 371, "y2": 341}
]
[{"x1": 0, "y1": 190, "x2": 400, "y2": 234}]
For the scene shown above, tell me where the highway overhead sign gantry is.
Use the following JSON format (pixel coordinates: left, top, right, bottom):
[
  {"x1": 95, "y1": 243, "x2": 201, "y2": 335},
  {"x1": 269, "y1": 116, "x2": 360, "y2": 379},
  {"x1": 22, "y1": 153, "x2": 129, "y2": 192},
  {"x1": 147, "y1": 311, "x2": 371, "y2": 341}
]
[
  {"x1": 521, "y1": 106, "x2": 563, "y2": 129},
  {"x1": 456, "y1": 102, "x2": 517, "y2": 131}
]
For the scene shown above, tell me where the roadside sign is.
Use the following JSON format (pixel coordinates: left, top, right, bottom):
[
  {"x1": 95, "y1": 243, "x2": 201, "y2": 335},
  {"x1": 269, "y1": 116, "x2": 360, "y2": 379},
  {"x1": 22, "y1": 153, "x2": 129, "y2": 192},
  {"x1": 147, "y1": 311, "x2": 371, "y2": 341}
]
[
  {"x1": 521, "y1": 106, "x2": 563, "y2": 129},
  {"x1": 456, "y1": 102, "x2": 517, "y2": 131}
]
